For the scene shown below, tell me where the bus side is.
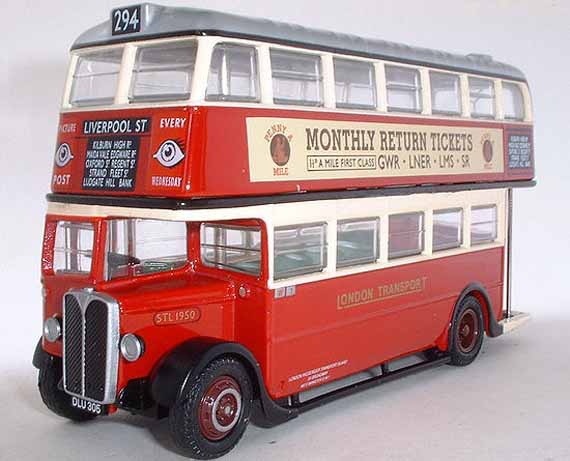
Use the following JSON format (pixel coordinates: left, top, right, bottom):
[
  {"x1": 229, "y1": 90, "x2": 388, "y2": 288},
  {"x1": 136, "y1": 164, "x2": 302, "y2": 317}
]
[
  {"x1": 191, "y1": 106, "x2": 534, "y2": 197},
  {"x1": 266, "y1": 248, "x2": 503, "y2": 398},
  {"x1": 260, "y1": 190, "x2": 506, "y2": 399}
]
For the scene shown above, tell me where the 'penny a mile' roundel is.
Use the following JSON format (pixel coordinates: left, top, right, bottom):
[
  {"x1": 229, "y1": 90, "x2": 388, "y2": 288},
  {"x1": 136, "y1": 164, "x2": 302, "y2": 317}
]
[
  {"x1": 269, "y1": 134, "x2": 291, "y2": 166},
  {"x1": 483, "y1": 139, "x2": 494, "y2": 163}
]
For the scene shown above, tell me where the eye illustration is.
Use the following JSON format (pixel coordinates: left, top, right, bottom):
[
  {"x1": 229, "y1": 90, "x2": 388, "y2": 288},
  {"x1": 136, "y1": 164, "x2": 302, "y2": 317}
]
[
  {"x1": 152, "y1": 140, "x2": 185, "y2": 168},
  {"x1": 54, "y1": 143, "x2": 74, "y2": 168}
]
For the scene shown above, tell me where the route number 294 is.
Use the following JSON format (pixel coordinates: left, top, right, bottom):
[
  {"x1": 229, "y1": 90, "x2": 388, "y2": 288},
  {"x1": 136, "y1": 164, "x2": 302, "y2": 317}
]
[{"x1": 112, "y1": 6, "x2": 141, "y2": 35}]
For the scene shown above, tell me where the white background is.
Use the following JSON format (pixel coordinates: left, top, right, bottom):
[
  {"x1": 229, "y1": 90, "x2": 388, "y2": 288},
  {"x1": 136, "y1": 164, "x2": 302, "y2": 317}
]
[{"x1": 1, "y1": 1, "x2": 569, "y2": 460}]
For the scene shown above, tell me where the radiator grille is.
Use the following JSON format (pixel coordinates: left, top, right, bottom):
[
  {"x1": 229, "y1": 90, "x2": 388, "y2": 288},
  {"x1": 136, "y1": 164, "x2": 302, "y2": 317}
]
[
  {"x1": 63, "y1": 294, "x2": 83, "y2": 395},
  {"x1": 62, "y1": 291, "x2": 119, "y2": 404},
  {"x1": 84, "y1": 300, "x2": 109, "y2": 402}
]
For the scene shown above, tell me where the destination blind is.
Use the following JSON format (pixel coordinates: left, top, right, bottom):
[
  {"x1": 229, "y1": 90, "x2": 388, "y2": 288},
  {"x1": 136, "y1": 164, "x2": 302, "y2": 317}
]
[{"x1": 80, "y1": 117, "x2": 151, "y2": 191}]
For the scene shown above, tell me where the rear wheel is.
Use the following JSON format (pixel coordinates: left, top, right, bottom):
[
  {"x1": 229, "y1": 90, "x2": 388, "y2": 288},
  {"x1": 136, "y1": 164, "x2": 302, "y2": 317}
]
[
  {"x1": 168, "y1": 357, "x2": 253, "y2": 459},
  {"x1": 449, "y1": 295, "x2": 485, "y2": 366},
  {"x1": 38, "y1": 356, "x2": 97, "y2": 422}
]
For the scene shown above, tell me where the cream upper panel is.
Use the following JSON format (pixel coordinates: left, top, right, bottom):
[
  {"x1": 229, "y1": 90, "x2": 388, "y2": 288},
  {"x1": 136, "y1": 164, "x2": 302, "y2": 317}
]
[
  {"x1": 61, "y1": 36, "x2": 532, "y2": 123},
  {"x1": 47, "y1": 187, "x2": 507, "y2": 288}
]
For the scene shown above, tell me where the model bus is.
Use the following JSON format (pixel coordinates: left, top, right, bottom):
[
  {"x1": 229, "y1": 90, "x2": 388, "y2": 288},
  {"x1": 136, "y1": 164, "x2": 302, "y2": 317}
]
[{"x1": 34, "y1": 4, "x2": 534, "y2": 459}]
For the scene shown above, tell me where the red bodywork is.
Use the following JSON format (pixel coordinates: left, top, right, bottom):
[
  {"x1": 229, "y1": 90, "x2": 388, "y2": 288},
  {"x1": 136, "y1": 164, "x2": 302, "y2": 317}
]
[
  {"x1": 42, "y1": 219, "x2": 503, "y2": 401},
  {"x1": 43, "y1": 105, "x2": 528, "y2": 404}
]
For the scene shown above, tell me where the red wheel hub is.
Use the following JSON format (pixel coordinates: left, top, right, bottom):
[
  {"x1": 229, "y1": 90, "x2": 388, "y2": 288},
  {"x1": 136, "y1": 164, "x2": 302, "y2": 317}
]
[
  {"x1": 457, "y1": 308, "x2": 480, "y2": 353},
  {"x1": 198, "y1": 376, "x2": 242, "y2": 441}
]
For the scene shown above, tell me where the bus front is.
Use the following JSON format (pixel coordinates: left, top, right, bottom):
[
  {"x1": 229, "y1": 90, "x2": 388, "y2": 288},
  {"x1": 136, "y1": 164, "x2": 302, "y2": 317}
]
[{"x1": 37, "y1": 32, "x2": 250, "y2": 419}]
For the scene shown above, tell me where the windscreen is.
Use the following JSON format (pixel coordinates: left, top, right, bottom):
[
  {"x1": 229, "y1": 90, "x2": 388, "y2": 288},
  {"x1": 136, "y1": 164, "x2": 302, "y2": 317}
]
[{"x1": 106, "y1": 219, "x2": 188, "y2": 279}]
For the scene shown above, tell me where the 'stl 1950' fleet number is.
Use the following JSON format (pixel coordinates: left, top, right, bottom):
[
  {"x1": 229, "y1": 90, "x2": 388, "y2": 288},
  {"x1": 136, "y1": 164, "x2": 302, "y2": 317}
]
[{"x1": 154, "y1": 307, "x2": 201, "y2": 326}]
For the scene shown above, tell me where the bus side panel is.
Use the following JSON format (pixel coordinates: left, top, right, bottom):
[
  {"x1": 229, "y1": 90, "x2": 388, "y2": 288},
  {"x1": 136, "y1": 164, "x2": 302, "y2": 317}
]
[
  {"x1": 198, "y1": 107, "x2": 534, "y2": 198},
  {"x1": 233, "y1": 285, "x2": 272, "y2": 385},
  {"x1": 266, "y1": 247, "x2": 503, "y2": 399}
]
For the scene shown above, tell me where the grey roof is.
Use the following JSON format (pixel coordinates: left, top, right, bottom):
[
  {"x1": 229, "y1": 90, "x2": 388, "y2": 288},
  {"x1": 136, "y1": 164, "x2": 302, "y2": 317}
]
[{"x1": 72, "y1": 3, "x2": 526, "y2": 81}]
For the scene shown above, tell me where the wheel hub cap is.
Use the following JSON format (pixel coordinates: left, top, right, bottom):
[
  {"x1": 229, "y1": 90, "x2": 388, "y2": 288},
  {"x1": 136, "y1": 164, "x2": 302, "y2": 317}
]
[
  {"x1": 457, "y1": 308, "x2": 479, "y2": 354},
  {"x1": 199, "y1": 376, "x2": 242, "y2": 441}
]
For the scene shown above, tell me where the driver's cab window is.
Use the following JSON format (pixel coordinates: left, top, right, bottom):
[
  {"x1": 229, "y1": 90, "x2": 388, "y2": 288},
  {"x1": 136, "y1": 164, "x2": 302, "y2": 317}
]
[{"x1": 106, "y1": 219, "x2": 187, "y2": 280}]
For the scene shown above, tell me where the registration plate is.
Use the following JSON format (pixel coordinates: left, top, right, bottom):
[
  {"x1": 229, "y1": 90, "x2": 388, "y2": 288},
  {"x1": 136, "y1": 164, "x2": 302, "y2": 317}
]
[{"x1": 71, "y1": 396, "x2": 107, "y2": 415}]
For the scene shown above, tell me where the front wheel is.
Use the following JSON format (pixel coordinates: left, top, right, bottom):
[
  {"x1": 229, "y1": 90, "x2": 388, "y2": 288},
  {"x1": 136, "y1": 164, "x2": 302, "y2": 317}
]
[
  {"x1": 449, "y1": 295, "x2": 485, "y2": 366},
  {"x1": 38, "y1": 356, "x2": 97, "y2": 422},
  {"x1": 168, "y1": 357, "x2": 253, "y2": 459}
]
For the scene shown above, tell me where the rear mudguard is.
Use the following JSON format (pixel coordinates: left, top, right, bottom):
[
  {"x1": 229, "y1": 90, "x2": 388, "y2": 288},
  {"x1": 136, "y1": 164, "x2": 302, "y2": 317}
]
[
  {"x1": 456, "y1": 282, "x2": 503, "y2": 338},
  {"x1": 150, "y1": 337, "x2": 296, "y2": 428}
]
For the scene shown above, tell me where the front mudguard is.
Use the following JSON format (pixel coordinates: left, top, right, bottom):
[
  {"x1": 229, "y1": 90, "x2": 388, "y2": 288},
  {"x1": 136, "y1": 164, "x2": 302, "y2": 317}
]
[
  {"x1": 150, "y1": 337, "x2": 296, "y2": 428},
  {"x1": 32, "y1": 338, "x2": 51, "y2": 369}
]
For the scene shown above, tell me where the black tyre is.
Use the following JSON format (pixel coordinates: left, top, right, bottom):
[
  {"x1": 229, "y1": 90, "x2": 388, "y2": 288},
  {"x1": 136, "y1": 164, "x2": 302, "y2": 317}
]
[
  {"x1": 449, "y1": 295, "x2": 485, "y2": 367},
  {"x1": 169, "y1": 357, "x2": 253, "y2": 460},
  {"x1": 38, "y1": 356, "x2": 97, "y2": 422}
]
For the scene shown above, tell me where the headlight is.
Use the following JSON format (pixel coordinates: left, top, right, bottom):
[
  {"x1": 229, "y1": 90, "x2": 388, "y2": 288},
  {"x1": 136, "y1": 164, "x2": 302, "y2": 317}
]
[
  {"x1": 120, "y1": 334, "x2": 144, "y2": 362},
  {"x1": 43, "y1": 317, "x2": 62, "y2": 342}
]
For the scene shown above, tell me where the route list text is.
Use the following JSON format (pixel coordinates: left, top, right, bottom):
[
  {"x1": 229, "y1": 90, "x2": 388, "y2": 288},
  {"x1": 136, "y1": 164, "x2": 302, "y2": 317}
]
[{"x1": 82, "y1": 136, "x2": 139, "y2": 191}]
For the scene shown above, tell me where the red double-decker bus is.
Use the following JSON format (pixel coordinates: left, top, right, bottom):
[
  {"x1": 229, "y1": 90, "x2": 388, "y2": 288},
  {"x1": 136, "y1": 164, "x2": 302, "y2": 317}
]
[{"x1": 34, "y1": 4, "x2": 534, "y2": 459}]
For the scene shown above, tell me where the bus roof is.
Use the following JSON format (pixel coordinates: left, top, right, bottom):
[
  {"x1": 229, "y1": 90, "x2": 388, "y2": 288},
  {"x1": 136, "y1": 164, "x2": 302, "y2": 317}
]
[{"x1": 72, "y1": 3, "x2": 526, "y2": 82}]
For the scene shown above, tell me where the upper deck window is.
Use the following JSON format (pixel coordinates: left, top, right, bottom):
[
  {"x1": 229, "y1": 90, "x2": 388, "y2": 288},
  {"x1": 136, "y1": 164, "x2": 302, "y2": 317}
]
[
  {"x1": 385, "y1": 65, "x2": 422, "y2": 113},
  {"x1": 270, "y1": 50, "x2": 323, "y2": 106},
  {"x1": 207, "y1": 44, "x2": 259, "y2": 102},
  {"x1": 333, "y1": 58, "x2": 376, "y2": 109},
  {"x1": 129, "y1": 41, "x2": 197, "y2": 102},
  {"x1": 502, "y1": 82, "x2": 525, "y2": 120},
  {"x1": 430, "y1": 71, "x2": 461, "y2": 115},
  {"x1": 469, "y1": 77, "x2": 495, "y2": 118},
  {"x1": 70, "y1": 48, "x2": 123, "y2": 107}
]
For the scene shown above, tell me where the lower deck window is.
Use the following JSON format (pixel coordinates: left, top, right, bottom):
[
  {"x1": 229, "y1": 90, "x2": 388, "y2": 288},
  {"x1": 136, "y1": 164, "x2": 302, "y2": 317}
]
[
  {"x1": 388, "y1": 212, "x2": 424, "y2": 259},
  {"x1": 337, "y1": 218, "x2": 379, "y2": 267},
  {"x1": 274, "y1": 223, "x2": 327, "y2": 279},
  {"x1": 107, "y1": 219, "x2": 187, "y2": 279},
  {"x1": 433, "y1": 208, "x2": 463, "y2": 251},
  {"x1": 201, "y1": 224, "x2": 261, "y2": 275},
  {"x1": 471, "y1": 205, "x2": 498, "y2": 244}
]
